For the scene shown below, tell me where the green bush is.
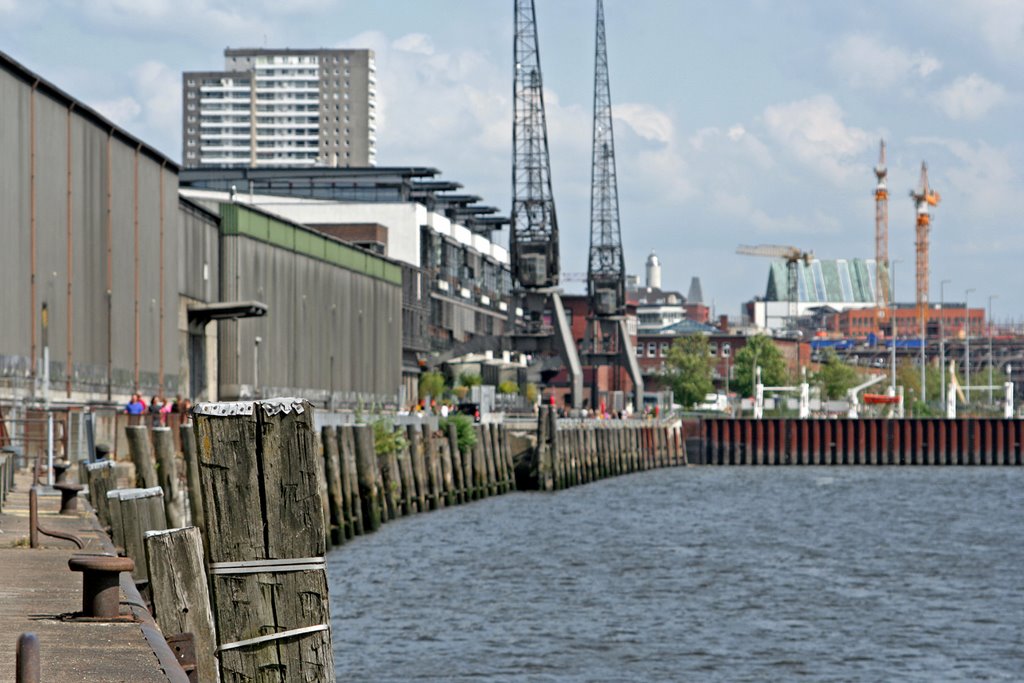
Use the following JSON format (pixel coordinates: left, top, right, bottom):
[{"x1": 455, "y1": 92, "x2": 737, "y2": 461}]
[
  {"x1": 497, "y1": 380, "x2": 519, "y2": 395},
  {"x1": 372, "y1": 417, "x2": 407, "y2": 456},
  {"x1": 439, "y1": 413, "x2": 477, "y2": 452},
  {"x1": 458, "y1": 372, "x2": 483, "y2": 387}
]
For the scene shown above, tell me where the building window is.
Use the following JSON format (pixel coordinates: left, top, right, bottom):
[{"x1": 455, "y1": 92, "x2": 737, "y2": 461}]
[
  {"x1": 647, "y1": 342, "x2": 656, "y2": 358},
  {"x1": 709, "y1": 343, "x2": 718, "y2": 356},
  {"x1": 722, "y1": 343, "x2": 731, "y2": 357},
  {"x1": 659, "y1": 342, "x2": 669, "y2": 357}
]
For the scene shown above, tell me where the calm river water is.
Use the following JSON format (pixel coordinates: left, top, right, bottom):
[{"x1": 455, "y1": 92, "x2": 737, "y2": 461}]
[{"x1": 327, "y1": 468, "x2": 1024, "y2": 682}]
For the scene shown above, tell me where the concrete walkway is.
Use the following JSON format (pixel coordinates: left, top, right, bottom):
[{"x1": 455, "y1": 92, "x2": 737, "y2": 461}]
[{"x1": 0, "y1": 470, "x2": 178, "y2": 682}]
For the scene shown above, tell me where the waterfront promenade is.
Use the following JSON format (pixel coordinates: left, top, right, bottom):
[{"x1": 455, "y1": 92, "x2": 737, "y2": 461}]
[{"x1": 0, "y1": 470, "x2": 180, "y2": 683}]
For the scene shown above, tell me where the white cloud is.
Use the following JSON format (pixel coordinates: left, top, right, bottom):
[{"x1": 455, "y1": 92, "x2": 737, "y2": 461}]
[
  {"x1": 615, "y1": 104, "x2": 674, "y2": 145},
  {"x1": 132, "y1": 61, "x2": 180, "y2": 140},
  {"x1": 93, "y1": 95, "x2": 142, "y2": 127},
  {"x1": 762, "y1": 95, "x2": 874, "y2": 184},
  {"x1": 830, "y1": 34, "x2": 940, "y2": 89},
  {"x1": 77, "y1": 0, "x2": 269, "y2": 40},
  {"x1": 935, "y1": 74, "x2": 1008, "y2": 120},
  {"x1": 945, "y1": 0, "x2": 1024, "y2": 61}
]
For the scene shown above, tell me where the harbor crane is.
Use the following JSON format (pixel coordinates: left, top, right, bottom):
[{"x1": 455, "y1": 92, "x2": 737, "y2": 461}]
[
  {"x1": 508, "y1": 0, "x2": 582, "y2": 407},
  {"x1": 581, "y1": 0, "x2": 643, "y2": 412},
  {"x1": 736, "y1": 244, "x2": 813, "y2": 324}
]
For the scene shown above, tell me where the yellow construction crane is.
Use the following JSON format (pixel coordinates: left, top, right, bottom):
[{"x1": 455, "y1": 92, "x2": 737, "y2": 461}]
[{"x1": 737, "y1": 244, "x2": 814, "y2": 323}]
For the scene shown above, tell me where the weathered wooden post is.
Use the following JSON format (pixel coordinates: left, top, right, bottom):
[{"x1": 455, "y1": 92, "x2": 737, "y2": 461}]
[
  {"x1": 179, "y1": 423, "x2": 204, "y2": 533},
  {"x1": 406, "y1": 425, "x2": 429, "y2": 511},
  {"x1": 152, "y1": 427, "x2": 184, "y2": 529},
  {"x1": 194, "y1": 398, "x2": 334, "y2": 682},
  {"x1": 144, "y1": 526, "x2": 219, "y2": 683},
  {"x1": 422, "y1": 424, "x2": 444, "y2": 510},
  {"x1": 85, "y1": 460, "x2": 116, "y2": 528},
  {"x1": 125, "y1": 425, "x2": 158, "y2": 489},
  {"x1": 321, "y1": 426, "x2": 346, "y2": 546},
  {"x1": 446, "y1": 423, "x2": 465, "y2": 503},
  {"x1": 377, "y1": 430, "x2": 401, "y2": 521},
  {"x1": 353, "y1": 424, "x2": 384, "y2": 532},
  {"x1": 338, "y1": 426, "x2": 363, "y2": 536},
  {"x1": 437, "y1": 434, "x2": 457, "y2": 506},
  {"x1": 111, "y1": 487, "x2": 167, "y2": 584},
  {"x1": 396, "y1": 434, "x2": 417, "y2": 515}
]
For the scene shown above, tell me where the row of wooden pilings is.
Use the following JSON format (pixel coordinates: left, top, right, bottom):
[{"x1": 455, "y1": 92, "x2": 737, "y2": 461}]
[
  {"x1": 535, "y1": 406, "x2": 688, "y2": 491},
  {"x1": 82, "y1": 400, "x2": 335, "y2": 683},
  {"x1": 320, "y1": 421, "x2": 516, "y2": 548},
  {"x1": 700, "y1": 418, "x2": 1024, "y2": 466}
]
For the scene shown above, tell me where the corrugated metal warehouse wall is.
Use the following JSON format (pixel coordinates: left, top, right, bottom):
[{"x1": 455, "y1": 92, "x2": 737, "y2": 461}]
[
  {"x1": 0, "y1": 53, "x2": 179, "y2": 401},
  {"x1": 217, "y1": 203, "x2": 402, "y2": 404}
]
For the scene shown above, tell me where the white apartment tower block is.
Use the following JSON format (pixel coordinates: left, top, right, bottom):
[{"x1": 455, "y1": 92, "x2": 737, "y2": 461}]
[{"x1": 183, "y1": 48, "x2": 376, "y2": 168}]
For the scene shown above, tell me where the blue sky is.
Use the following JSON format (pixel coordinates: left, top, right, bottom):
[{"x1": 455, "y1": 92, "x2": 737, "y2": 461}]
[{"x1": 2, "y1": 0, "x2": 1022, "y2": 321}]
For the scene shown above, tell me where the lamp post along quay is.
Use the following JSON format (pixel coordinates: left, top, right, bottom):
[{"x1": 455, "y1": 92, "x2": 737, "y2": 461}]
[
  {"x1": 988, "y1": 295, "x2": 997, "y2": 406},
  {"x1": 965, "y1": 288, "x2": 975, "y2": 405},
  {"x1": 939, "y1": 279, "x2": 951, "y2": 411}
]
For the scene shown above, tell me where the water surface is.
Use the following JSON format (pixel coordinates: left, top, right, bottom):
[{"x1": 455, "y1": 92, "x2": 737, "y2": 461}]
[{"x1": 328, "y1": 468, "x2": 1024, "y2": 682}]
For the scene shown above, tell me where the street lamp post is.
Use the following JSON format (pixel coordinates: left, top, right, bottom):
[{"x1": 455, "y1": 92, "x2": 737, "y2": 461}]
[
  {"x1": 988, "y1": 294, "x2": 998, "y2": 406},
  {"x1": 890, "y1": 261, "x2": 899, "y2": 392},
  {"x1": 939, "y1": 279, "x2": 951, "y2": 410},
  {"x1": 965, "y1": 288, "x2": 975, "y2": 405}
]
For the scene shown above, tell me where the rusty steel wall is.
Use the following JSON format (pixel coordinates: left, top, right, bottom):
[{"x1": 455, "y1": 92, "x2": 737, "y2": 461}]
[
  {"x1": 0, "y1": 56, "x2": 179, "y2": 401},
  {"x1": 218, "y1": 233, "x2": 402, "y2": 403}
]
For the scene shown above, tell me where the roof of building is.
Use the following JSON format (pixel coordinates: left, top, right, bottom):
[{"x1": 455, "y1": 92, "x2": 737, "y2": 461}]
[
  {"x1": 0, "y1": 49, "x2": 179, "y2": 171},
  {"x1": 179, "y1": 166, "x2": 508, "y2": 237},
  {"x1": 765, "y1": 258, "x2": 884, "y2": 304},
  {"x1": 650, "y1": 319, "x2": 719, "y2": 335},
  {"x1": 687, "y1": 277, "x2": 704, "y2": 305}
]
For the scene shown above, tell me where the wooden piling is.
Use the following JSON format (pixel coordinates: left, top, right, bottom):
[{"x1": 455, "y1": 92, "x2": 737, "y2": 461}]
[
  {"x1": 321, "y1": 427, "x2": 345, "y2": 546},
  {"x1": 179, "y1": 423, "x2": 204, "y2": 533},
  {"x1": 144, "y1": 526, "x2": 218, "y2": 683},
  {"x1": 338, "y1": 426, "x2": 363, "y2": 536},
  {"x1": 112, "y1": 486, "x2": 167, "y2": 583},
  {"x1": 396, "y1": 436, "x2": 418, "y2": 514},
  {"x1": 437, "y1": 433, "x2": 457, "y2": 506},
  {"x1": 194, "y1": 399, "x2": 334, "y2": 683},
  {"x1": 353, "y1": 424, "x2": 384, "y2": 531},
  {"x1": 85, "y1": 460, "x2": 116, "y2": 528},
  {"x1": 422, "y1": 424, "x2": 444, "y2": 509},
  {"x1": 446, "y1": 423, "x2": 465, "y2": 503},
  {"x1": 406, "y1": 425, "x2": 429, "y2": 509},
  {"x1": 125, "y1": 425, "x2": 158, "y2": 489},
  {"x1": 151, "y1": 427, "x2": 184, "y2": 529}
]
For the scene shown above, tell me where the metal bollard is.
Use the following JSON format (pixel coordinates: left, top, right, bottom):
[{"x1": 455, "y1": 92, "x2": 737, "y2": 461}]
[
  {"x1": 68, "y1": 554, "x2": 136, "y2": 619},
  {"x1": 54, "y1": 483, "x2": 83, "y2": 514},
  {"x1": 29, "y1": 488, "x2": 38, "y2": 549},
  {"x1": 16, "y1": 632, "x2": 40, "y2": 683}
]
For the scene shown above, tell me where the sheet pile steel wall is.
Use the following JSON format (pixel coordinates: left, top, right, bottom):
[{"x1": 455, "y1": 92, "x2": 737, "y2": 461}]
[
  {"x1": 0, "y1": 52, "x2": 179, "y2": 401},
  {"x1": 217, "y1": 204, "x2": 402, "y2": 403},
  {"x1": 699, "y1": 418, "x2": 1024, "y2": 466}
]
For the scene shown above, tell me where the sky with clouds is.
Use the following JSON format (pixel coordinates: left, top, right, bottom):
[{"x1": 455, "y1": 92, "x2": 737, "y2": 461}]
[{"x1": 2, "y1": 0, "x2": 1022, "y2": 320}]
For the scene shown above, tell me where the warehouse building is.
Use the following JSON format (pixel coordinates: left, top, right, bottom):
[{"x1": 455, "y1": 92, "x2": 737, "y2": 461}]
[{"x1": 0, "y1": 50, "x2": 402, "y2": 407}]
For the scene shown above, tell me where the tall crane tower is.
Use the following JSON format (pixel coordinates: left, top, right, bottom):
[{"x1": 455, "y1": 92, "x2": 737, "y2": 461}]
[
  {"x1": 581, "y1": 0, "x2": 643, "y2": 412},
  {"x1": 910, "y1": 162, "x2": 940, "y2": 326},
  {"x1": 510, "y1": 0, "x2": 582, "y2": 407},
  {"x1": 874, "y1": 140, "x2": 890, "y2": 312}
]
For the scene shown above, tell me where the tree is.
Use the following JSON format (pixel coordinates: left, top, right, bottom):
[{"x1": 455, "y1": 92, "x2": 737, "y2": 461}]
[
  {"x1": 418, "y1": 371, "x2": 446, "y2": 401},
  {"x1": 458, "y1": 372, "x2": 483, "y2": 387},
  {"x1": 498, "y1": 380, "x2": 519, "y2": 395},
  {"x1": 660, "y1": 335, "x2": 714, "y2": 408},
  {"x1": 733, "y1": 335, "x2": 788, "y2": 398},
  {"x1": 812, "y1": 349, "x2": 860, "y2": 400}
]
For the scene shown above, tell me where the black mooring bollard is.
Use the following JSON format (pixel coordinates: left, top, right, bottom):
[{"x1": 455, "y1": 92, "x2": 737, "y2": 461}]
[{"x1": 16, "y1": 632, "x2": 40, "y2": 683}]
